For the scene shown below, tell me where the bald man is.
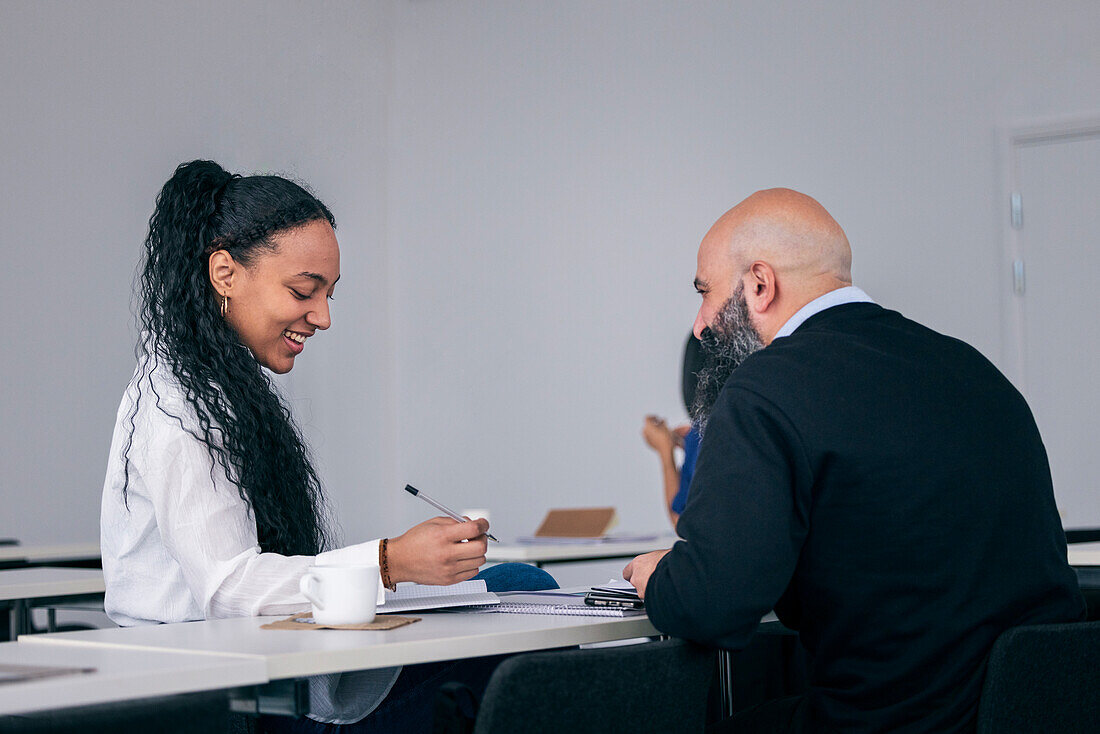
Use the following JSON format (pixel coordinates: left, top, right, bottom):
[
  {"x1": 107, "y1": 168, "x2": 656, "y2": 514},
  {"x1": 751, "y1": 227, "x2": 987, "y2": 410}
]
[{"x1": 625, "y1": 190, "x2": 1084, "y2": 733}]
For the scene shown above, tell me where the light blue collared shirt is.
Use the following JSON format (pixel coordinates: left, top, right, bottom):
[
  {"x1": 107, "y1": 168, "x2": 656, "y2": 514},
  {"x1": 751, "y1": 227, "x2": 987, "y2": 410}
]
[{"x1": 772, "y1": 286, "x2": 876, "y2": 341}]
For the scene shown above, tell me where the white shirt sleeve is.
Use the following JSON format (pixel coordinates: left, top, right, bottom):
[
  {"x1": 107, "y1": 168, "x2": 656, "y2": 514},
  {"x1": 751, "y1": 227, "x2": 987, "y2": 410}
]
[
  {"x1": 132, "y1": 402, "x2": 383, "y2": 619},
  {"x1": 102, "y1": 361, "x2": 400, "y2": 725}
]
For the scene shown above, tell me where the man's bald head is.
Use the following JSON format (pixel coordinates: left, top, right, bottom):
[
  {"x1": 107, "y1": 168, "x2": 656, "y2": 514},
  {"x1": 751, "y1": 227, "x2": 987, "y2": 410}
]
[
  {"x1": 707, "y1": 188, "x2": 851, "y2": 284},
  {"x1": 693, "y1": 189, "x2": 853, "y2": 346}
]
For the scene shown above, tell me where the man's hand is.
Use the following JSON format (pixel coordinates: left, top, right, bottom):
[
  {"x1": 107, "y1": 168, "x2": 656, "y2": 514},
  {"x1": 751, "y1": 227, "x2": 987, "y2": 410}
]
[
  {"x1": 386, "y1": 516, "x2": 489, "y2": 585},
  {"x1": 623, "y1": 549, "x2": 670, "y2": 599}
]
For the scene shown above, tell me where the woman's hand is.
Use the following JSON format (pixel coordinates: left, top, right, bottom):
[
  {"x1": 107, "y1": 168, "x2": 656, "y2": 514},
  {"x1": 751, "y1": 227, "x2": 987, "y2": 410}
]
[
  {"x1": 386, "y1": 516, "x2": 489, "y2": 586},
  {"x1": 642, "y1": 415, "x2": 678, "y2": 454}
]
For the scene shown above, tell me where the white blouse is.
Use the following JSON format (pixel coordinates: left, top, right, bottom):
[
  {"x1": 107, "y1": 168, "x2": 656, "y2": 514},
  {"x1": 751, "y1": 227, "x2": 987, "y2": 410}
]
[{"x1": 100, "y1": 357, "x2": 398, "y2": 723}]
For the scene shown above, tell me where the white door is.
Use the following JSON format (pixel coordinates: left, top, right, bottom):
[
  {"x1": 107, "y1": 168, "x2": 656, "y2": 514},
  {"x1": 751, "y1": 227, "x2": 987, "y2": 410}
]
[{"x1": 1008, "y1": 128, "x2": 1100, "y2": 528}]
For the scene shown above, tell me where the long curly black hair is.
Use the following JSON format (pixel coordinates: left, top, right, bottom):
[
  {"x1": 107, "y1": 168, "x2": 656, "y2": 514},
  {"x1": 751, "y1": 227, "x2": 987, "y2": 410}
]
[{"x1": 123, "y1": 159, "x2": 336, "y2": 556}]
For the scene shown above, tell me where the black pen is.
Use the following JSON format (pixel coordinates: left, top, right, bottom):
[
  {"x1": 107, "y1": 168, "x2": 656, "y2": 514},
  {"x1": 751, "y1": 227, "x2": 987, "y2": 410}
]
[{"x1": 404, "y1": 484, "x2": 499, "y2": 542}]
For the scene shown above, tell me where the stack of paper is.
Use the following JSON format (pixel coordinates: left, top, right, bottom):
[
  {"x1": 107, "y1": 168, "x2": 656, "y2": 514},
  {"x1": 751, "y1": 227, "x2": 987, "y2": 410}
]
[
  {"x1": 379, "y1": 580, "x2": 499, "y2": 613},
  {"x1": 592, "y1": 579, "x2": 640, "y2": 593},
  {"x1": 448, "y1": 589, "x2": 646, "y2": 617}
]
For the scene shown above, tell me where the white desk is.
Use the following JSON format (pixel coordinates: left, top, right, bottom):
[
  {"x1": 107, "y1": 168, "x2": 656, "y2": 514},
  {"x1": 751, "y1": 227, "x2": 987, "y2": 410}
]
[
  {"x1": 490, "y1": 539, "x2": 1099, "y2": 568},
  {"x1": 1068, "y1": 544, "x2": 1100, "y2": 567},
  {"x1": 0, "y1": 640, "x2": 265, "y2": 716},
  {"x1": 1, "y1": 568, "x2": 105, "y2": 639},
  {"x1": 0, "y1": 542, "x2": 101, "y2": 566},
  {"x1": 23, "y1": 610, "x2": 659, "y2": 680},
  {"x1": 0, "y1": 568, "x2": 105, "y2": 602},
  {"x1": 486, "y1": 537, "x2": 674, "y2": 567},
  {"x1": 11, "y1": 541, "x2": 1085, "y2": 719},
  {"x1": 0, "y1": 539, "x2": 1088, "y2": 566}
]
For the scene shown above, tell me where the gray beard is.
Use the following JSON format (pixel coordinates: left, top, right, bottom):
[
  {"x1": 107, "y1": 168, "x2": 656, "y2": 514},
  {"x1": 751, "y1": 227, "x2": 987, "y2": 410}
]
[{"x1": 689, "y1": 284, "x2": 765, "y2": 432}]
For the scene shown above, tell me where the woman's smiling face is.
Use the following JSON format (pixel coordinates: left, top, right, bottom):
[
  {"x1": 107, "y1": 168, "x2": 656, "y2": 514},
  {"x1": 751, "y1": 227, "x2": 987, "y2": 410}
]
[{"x1": 209, "y1": 219, "x2": 340, "y2": 374}]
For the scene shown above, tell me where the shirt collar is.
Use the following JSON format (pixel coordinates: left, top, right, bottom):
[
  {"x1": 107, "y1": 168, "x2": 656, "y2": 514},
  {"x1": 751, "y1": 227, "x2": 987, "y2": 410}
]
[{"x1": 772, "y1": 285, "x2": 875, "y2": 341}]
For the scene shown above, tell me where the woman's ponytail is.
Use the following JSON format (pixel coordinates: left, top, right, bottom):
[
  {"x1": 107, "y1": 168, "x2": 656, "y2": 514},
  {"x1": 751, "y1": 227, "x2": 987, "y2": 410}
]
[
  {"x1": 149, "y1": 160, "x2": 230, "y2": 256},
  {"x1": 141, "y1": 160, "x2": 234, "y2": 353}
]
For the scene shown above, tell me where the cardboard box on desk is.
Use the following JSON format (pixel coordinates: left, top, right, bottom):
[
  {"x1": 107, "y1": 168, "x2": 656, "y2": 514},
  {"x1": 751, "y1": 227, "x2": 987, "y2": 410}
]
[{"x1": 533, "y1": 507, "x2": 618, "y2": 538}]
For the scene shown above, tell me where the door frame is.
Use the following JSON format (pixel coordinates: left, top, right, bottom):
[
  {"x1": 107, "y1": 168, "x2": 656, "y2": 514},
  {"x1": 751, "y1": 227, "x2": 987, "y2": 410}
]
[{"x1": 997, "y1": 114, "x2": 1100, "y2": 392}]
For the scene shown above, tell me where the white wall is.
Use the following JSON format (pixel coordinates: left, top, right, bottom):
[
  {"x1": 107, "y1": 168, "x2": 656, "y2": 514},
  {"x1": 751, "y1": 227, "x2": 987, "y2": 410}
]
[
  {"x1": 2, "y1": 1, "x2": 1099, "y2": 547},
  {"x1": 384, "y1": 0, "x2": 1100, "y2": 538},
  {"x1": 0, "y1": 0, "x2": 394, "y2": 544}
]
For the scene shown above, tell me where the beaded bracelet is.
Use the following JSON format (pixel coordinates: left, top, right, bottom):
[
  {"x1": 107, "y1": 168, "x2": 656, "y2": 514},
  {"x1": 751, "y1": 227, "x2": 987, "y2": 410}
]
[{"x1": 379, "y1": 538, "x2": 396, "y2": 591}]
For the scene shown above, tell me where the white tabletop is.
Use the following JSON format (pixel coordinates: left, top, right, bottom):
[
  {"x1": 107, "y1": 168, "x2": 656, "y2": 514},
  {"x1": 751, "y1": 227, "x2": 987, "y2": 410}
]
[
  {"x1": 1068, "y1": 545, "x2": 1100, "y2": 566},
  {"x1": 490, "y1": 538, "x2": 1100, "y2": 565},
  {"x1": 0, "y1": 542, "x2": 101, "y2": 564},
  {"x1": 486, "y1": 537, "x2": 674, "y2": 564},
  {"x1": 0, "y1": 640, "x2": 265, "y2": 716},
  {"x1": 23, "y1": 610, "x2": 659, "y2": 680},
  {"x1": 0, "y1": 568, "x2": 105, "y2": 602}
]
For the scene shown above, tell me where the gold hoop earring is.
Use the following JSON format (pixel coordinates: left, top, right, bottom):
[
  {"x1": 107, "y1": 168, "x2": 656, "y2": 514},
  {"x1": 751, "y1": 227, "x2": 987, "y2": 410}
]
[{"x1": 220, "y1": 295, "x2": 229, "y2": 318}]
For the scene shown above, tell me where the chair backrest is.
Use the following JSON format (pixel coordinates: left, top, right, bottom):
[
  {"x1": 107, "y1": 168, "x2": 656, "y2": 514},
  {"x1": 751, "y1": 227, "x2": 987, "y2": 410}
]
[
  {"x1": 1065, "y1": 528, "x2": 1100, "y2": 544},
  {"x1": 473, "y1": 638, "x2": 715, "y2": 734},
  {"x1": 977, "y1": 621, "x2": 1100, "y2": 734}
]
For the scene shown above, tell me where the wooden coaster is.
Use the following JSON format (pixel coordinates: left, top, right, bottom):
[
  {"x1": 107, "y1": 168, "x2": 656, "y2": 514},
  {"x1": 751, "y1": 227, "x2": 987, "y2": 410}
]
[{"x1": 261, "y1": 613, "x2": 420, "y2": 631}]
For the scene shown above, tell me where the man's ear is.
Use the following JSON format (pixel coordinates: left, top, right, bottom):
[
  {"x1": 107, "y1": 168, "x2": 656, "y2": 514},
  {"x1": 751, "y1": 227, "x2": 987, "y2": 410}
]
[
  {"x1": 745, "y1": 261, "x2": 777, "y2": 314},
  {"x1": 208, "y1": 249, "x2": 236, "y2": 297}
]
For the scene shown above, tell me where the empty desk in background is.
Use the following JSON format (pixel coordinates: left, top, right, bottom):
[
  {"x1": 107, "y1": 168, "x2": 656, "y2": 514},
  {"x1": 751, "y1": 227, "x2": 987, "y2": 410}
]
[
  {"x1": 486, "y1": 537, "x2": 674, "y2": 568},
  {"x1": 1, "y1": 568, "x2": 105, "y2": 639},
  {"x1": 490, "y1": 538, "x2": 1099, "y2": 569},
  {"x1": 1068, "y1": 545, "x2": 1100, "y2": 567},
  {"x1": 0, "y1": 542, "x2": 101, "y2": 570}
]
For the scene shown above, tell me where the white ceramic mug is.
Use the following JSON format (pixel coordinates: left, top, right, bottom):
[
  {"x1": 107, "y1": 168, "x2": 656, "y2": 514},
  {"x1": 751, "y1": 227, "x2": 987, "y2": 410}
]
[{"x1": 298, "y1": 565, "x2": 379, "y2": 625}]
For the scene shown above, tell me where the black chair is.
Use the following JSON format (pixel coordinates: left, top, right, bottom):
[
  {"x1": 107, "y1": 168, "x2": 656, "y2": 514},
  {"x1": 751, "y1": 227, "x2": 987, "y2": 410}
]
[
  {"x1": 0, "y1": 690, "x2": 252, "y2": 734},
  {"x1": 1065, "y1": 527, "x2": 1100, "y2": 545},
  {"x1": 450, "y1": 639, "x2": 715, "y2": 734},
  {"x1": 1066, "y1": 527, "x2": 1100, "y2": 621},
  {"x1": 716, "y1": 624, "x2": 810, "y2": 719},
  {"x1": 976, "y1": 621, "x2": 1100, "y2": 734},
  {"x1": 1074, "y1": 569, "x2": 1100, "y2": 621}
]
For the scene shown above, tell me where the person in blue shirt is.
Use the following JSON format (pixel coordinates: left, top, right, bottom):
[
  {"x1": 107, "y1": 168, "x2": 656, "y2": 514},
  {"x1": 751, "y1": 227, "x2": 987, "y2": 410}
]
[{"x1": 642, "y1": 333, "x2": 704, "y2": 528}]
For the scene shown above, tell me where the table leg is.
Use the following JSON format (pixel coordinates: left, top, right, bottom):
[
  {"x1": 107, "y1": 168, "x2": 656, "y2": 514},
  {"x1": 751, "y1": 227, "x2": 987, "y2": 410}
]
[
  {"x1": 228, "y1": 679, "x2": 310, "y2": 716},
  {"x1": 718, "y1": 649, "x2": 735, "y2": 718},
  {"x1": 10, "y1": 600, "x2": 26, "y2": 639}
]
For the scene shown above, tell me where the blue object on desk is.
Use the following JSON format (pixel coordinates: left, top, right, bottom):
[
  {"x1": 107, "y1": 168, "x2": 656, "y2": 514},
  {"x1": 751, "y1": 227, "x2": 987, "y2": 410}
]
[{"x1": 474, "y1": 563, "x2": 558, "y2": 592}]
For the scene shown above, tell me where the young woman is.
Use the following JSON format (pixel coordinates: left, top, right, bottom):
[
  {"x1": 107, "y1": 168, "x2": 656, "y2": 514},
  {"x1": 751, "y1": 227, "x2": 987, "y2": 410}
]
[{"x1": 101, "y1": 160, "x2": 554, "y2": 731}]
